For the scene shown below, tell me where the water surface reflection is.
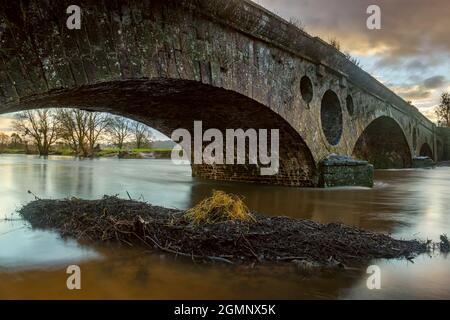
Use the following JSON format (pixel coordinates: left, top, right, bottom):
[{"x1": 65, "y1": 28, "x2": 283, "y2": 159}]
[{"x1": 0, "y1": 155, "x2": 449, "y2": 299}]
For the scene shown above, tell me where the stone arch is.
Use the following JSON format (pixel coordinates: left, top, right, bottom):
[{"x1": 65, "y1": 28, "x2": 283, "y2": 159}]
[
  {"x1": 10, "y1": 79, "x2": 317, "y2": 187},
  {"x1": 419, "y1": 143, "x2": 433, "y2": 158},
  {"x1": 353, "y1": 116, "x2": 412, "y2": 169}
]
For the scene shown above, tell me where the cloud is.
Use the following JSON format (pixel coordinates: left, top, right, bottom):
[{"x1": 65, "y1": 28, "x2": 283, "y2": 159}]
[
  {"x1": 374, "y1": 55, "x2": 402, "y2": 69},
  {"x1": 255, "y1": 0, "x2": 450, "y2": 120},
  {"x1": 421, "y1": 107, "x2": 438, "y2": 123},
  {"x1": 257, "y1": 0, "x2": 450, "y2": 61},
  {"x1": 423, "y1": 76, "x2": 446, "y2": 89},
  {"x1": 394, "y1": 85, "x2": 432, "y2": 101},
  {"x1": 0, "y1": 115, "x2": 14, "y2": 133},
  {"x1": 392, "y1": 75, "x2": 447, "y2": 102}
]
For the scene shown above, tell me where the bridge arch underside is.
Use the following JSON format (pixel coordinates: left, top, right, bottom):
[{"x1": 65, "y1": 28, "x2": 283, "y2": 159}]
[
  {"x1": 7, "y1": 79, "x2": 317, "y2": 187},
  {"x1": 353, "y1": 116, "x2": 412, "y2": 169},
  {"x1": 419, "y1": 143, "x2": 433, "y2": 158}
]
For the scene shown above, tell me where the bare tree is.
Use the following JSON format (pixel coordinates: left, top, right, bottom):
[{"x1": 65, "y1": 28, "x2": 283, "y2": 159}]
[
  {"x1": 12, "y1": 110, "x2": 58, "y2": 156},
  {"x1": 56, "y1": 109, "x2": 110, "y2": 157},
  {"x1": 9, "y1": 133, "x2": 22, "y2": 147},
  {"x1": 84, "y1": 112, "x2": 110, "y2": 155},
  {"x1": 0, "y1": 132, "x2": 9, "y2": 152},
  {"x1": 329, "y1": 38, "x2": 341, "y2": 50},
  {"x1": 133, "y1": 121, "x2": 153, "y2": 149},
  {"x1": 288, "y1": 17, "x2": 305, "y2": 31},
  {"x1": 344, "y1": 52, "x2": 361, "y2": 67},
  {"x1": 108, "y1": 116, "x2": 132, "y2": 150},
  {"x1": 56, "y1": 109, "x2": 87, "y2": 156},
  {"x1": 436, "y1": 92, "x2": 450, "y2": 127}
]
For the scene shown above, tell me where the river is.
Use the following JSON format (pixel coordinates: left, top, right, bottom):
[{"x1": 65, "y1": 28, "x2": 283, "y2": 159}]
[{"x1": 0, "y1": 154, "x2": 449, "y2": 299}]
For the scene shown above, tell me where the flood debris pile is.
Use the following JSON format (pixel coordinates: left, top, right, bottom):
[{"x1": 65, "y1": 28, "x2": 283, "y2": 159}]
[{"x1": 19, "y1": 193, "x2": 428, "y2": 267}]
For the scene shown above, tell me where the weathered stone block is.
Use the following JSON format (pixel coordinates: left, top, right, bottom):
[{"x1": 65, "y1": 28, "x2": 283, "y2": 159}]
[
  {"x1": 412, "y1": 157, "x2": 435, "y2": 168},
  {"x1": 318, "y1": 155, "x2": 374, "y2": 188}
]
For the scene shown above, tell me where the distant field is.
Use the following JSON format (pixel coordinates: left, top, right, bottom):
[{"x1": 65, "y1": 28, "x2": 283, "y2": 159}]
[{"x1": 0, "y1": 147, "x2": 173, "y2": 158}]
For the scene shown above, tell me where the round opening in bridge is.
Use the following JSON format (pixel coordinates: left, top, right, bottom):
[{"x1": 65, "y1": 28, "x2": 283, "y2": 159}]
[
  {"x1": 321, "y1": 90, "x2": 343, "y2": 146},
  {"x1": 346, "y1": 95, "x2": 354, "y2": 116},
  {"x1": 300, "y1": 76, "x2": 313, "y2": 104}
]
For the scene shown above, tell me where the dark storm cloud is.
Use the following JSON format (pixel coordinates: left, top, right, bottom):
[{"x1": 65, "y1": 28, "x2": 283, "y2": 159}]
[
  {"x1": 423, "y1": 76, "x2": 446, "y2": 89},
  {"x1": 393, "y1": 75, "x2": 447, "y2": 101},
  {"x1": 375, "y1": 56, "x2": 401, "y2": 69},
  {"x1": 405, "y1": 60, "x2": 433, "y2": 72}
]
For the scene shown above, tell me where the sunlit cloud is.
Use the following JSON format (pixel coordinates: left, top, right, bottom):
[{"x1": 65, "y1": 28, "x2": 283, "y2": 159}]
[
  {"x1": 0, "y1": 115, "x2": 14, "y2": 133},
  {"x1": 255, "y1": 0, "x2": 450, "y2": 121},
  {"x1": 393, "y1": 85, "x2": 432, "y2": 101}
]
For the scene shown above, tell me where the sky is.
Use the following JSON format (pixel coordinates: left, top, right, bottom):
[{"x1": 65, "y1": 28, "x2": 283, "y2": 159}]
[
  {"x1": 255, "y1": 0, "x2": 450, "y2": 121},
  {"x1": 1, "y1": 0, "x2": 449, "y2": 133}
]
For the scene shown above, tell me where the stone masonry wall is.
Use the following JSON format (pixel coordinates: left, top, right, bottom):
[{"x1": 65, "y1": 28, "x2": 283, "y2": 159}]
[{"x1": 0, "y1": 0, "x2": 442, "y2": 186}]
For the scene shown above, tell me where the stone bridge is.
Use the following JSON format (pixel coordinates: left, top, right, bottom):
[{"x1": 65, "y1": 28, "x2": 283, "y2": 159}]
[{"x1": 0, "y1": 0, "x2": 445, "y2": 187}]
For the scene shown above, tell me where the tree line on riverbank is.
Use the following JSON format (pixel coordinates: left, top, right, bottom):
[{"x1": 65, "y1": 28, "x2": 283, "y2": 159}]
[
  {"x1": 0, "y1": 109, "x2": 171, "y2": 158},
  {"x1": 436, "y1": 93, "x2": 450, "y2": 127}
]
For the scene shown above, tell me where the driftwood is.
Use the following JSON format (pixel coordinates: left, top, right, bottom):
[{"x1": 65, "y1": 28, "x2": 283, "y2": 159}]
[{"x1": 19, "y1": 196, "x2": 430, "y2": 267}]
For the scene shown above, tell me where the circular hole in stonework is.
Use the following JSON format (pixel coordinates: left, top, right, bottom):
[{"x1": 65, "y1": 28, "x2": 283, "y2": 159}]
[
  {"x1": 321, "y1": 90, "x2": 343, "y2": 146},
  {"x1": 346, "y1": 95, "x2": 354, "y2": 116},
  {"x1": 300, "y1": 76, "x2": 313, "y2": 104}
]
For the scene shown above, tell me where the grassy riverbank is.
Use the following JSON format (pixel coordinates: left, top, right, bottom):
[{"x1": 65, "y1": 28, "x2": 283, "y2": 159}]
[
  {"x1": 97, "y1": 148, "x2": 172, "y2": 159},
  {"x1": 0, "y1": 148, "x2": 172, "y2": 159}
]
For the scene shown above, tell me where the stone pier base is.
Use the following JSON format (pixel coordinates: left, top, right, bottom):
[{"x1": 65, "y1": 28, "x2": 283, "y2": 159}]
[
  {"x1": 318, "y1": 155, "x2": 374, "y2": 188},
  {"x1": 191, "y1": 163, "x2": 316, "y2": 187},
  {"x1": 412, "y1": 157, "x2": 436, "y2": 168}
]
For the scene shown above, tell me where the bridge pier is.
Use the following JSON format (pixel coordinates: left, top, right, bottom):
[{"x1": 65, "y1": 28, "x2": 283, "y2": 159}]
[
  {"x1": 191, "y1": 163, "x2": 317, "y2": 187},
  {"x1": 192, "y1": 156, "x2": 375, "y2": 188},
  {"x1": 318, "y1": 155, "x2": 374, "y2": 188}
]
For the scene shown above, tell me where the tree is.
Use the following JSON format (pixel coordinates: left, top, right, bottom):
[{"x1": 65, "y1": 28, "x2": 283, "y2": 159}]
[
  {"x1": 133, "y1": 121, "x2": 153, "y2": 149},
  {"x1": 12, "y1": 110, "x2": 58, "y2": 156},
  {"x1": 108, "y1": 116, "x2": 132, "y2": 150},
  {"x1": 56, "y1": 109, "x2": 86, "y2": 155},
  {"x1": 0, "y1": 132, "x2": 9, "y2": 152},
  {"x1": 9, "y1": 133, "x2": 22, "y2": 147},
  {"x1": 56, "y1": 109, "x2": 110, "y2": 157},
  {"x1": 85, "y1": 112, "x2": 110, "y2": 155},
  {"x1": 436, "y1": 93, "x2": 450, "y2": 127},
  {"x1": 329, "y1": 38, "x2": 341, "y2": 50}
]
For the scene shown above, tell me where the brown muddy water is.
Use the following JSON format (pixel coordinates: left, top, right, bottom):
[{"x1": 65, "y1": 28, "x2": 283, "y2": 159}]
[{"x1": 0, "y1": 154, "x2": 449, "y2": 299}]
